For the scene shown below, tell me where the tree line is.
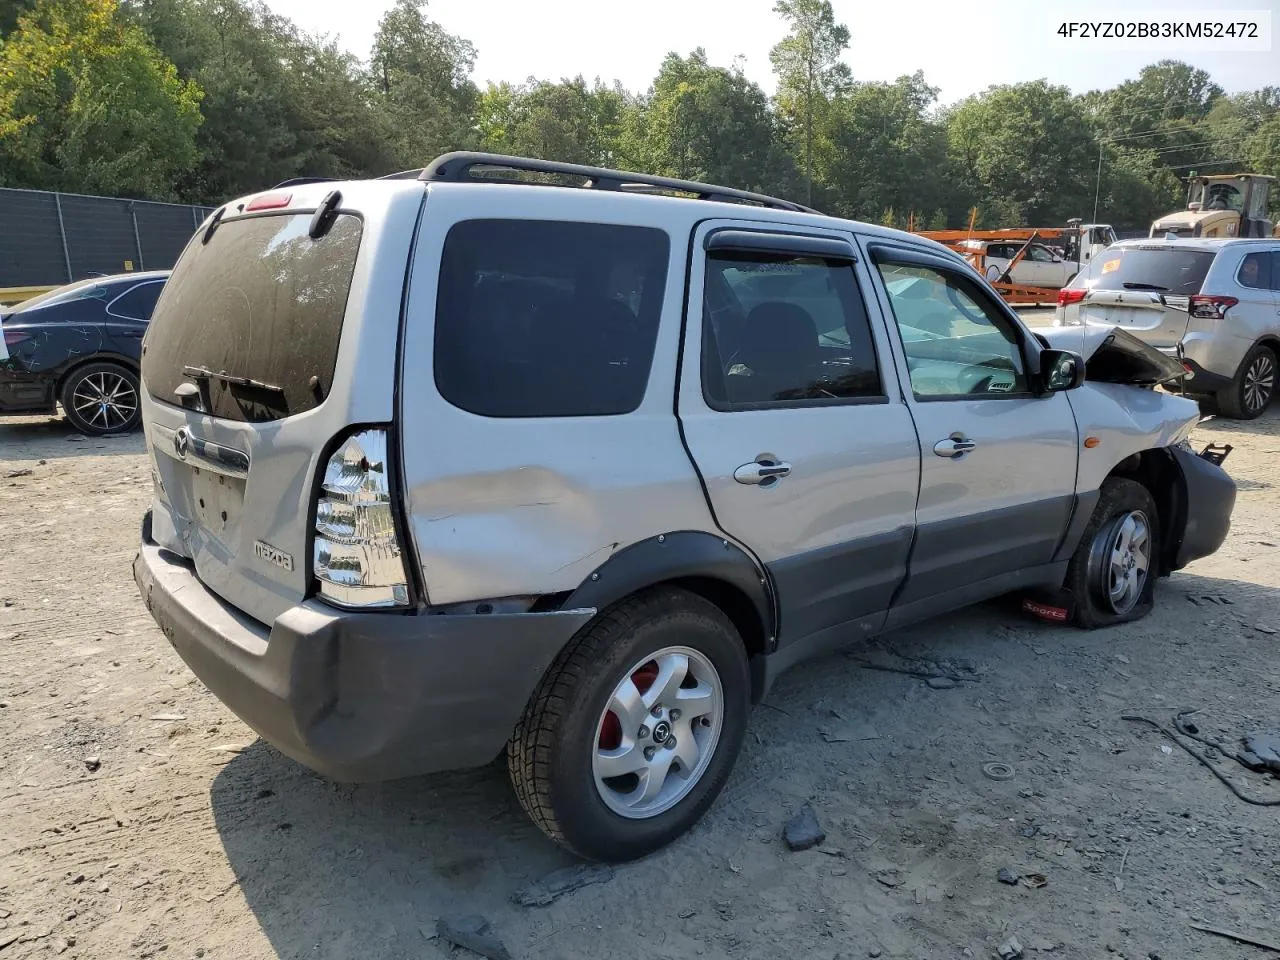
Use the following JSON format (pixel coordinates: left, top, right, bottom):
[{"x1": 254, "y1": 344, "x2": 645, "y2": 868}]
[{"x1": 2, "y1": 0, "x2": 1278, "y2": 230}]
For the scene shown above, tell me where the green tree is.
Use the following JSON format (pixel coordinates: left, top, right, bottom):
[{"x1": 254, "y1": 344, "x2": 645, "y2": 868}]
[
  {"x1": 1087, "y1": 60, "x2": 1225, "y2": 176},
  {"x1": 0, "y1": 0, "x2": 36, "y2": 33},
  {"x1": 623, "y1": 49, "x2": 800, "y2": 201},
  {"x1": 769, "y1": 0, "x2": 850, "y2": 205},
  {"x1": 127, "y1": 0, "x2": 401, "y2": 201},
  {"x1": 0, "y1": 0, "x2": 202, "y2": 198},
  {"x1": 290, "y1": 38, "x2": 401, "y2": 180},
  {"x1": 945, "y1": 80, "x2": 1096, "y2": 225},
  {"x1": 476, "y1": 76, "x2": 628, "y2": 165},
  {"x1": 820, "y1": 72, "x2": 954, "y2": 223},
  {"x1": 370, "y1": 0, "x2": 478, "y2": 168},
  {"x1": 128, "y1": 0, "x2": 311, "y2": 200}
]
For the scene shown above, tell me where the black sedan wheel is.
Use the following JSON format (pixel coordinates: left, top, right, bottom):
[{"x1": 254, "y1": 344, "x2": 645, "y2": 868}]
[{"x1": 61, "y1": 362, "x2": 141, "y2": 436}]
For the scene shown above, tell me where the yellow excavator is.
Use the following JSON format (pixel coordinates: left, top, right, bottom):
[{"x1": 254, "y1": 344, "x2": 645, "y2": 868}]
[{"x1": 1150, "y1": 173, "x2": 1279, "y2": 238}]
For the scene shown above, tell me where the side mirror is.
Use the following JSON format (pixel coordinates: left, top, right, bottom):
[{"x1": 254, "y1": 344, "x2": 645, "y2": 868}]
[{"x1": 1040, "y1": 348, "x2": 1085, "y2": 392}]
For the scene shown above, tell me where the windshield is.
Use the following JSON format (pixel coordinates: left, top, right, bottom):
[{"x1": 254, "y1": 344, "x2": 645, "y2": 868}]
[{"x1": 1087, "y1": 247, "x2": 1215, "y2": 295}]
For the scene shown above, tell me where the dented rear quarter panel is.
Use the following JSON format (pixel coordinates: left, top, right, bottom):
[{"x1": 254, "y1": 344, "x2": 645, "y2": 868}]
[{"x1": 397, "y1": 185, "x2": 721, "y2": 606}]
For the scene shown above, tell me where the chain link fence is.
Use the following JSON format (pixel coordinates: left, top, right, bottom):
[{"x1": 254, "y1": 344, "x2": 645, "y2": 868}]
[{"x1": 0, "y1": 187, "x2": 216, "y2": 289}]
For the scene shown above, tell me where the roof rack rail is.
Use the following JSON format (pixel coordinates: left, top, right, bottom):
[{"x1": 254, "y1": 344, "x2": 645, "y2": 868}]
[
  {"x1": 419, "y1": 152, "x2": 819, "y2": 214},
  {"x1": 378, "y1": 168, "x2": 427, "y2": 180},
  {"x1": 272, "y1": 177, "x2": 339, "y2": 189}
]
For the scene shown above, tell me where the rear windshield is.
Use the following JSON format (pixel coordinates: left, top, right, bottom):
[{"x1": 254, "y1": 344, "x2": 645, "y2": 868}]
[
  {"x1": 142, "y1": 212, "x2": 362, "y2": 422},
  {"x1": 1088, "y1": 247, "x2": 1215, "y2": 295},
  {"x1": 8, "y1": 278, "x2": 113, "y2": 313}
]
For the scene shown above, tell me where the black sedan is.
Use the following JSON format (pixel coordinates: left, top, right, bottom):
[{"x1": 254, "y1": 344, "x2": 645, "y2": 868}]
[{"x1": 1, "y1": 271, "x2": 168, "y2": 435}]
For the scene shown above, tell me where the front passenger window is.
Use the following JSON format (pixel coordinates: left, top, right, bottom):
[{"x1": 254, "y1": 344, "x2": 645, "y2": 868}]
[
  {"x1": 875, "y1": 259, "x2": 1030, "y2": 399},
  {"x1": 702, "y1": 252, "x2": 883, "y2": 408}
]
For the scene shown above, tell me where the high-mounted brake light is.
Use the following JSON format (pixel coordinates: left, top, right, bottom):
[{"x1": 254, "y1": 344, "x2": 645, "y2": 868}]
[
  {"x1": 1057, "y1": 287, "x2": 1086, "y2": 306},
  {"x1": 245, "y1": 191, "x2": 293, "y2": 212},
  {"x1": 1188, "y1": 295, "x2": 1237, "y2": 321},
  {"x1": 313, "y1": 429, "x2": 411, "y2": 609}
]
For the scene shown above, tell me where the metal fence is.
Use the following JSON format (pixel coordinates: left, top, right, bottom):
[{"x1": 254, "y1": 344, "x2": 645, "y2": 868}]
[{"x1": 0, "y1": 187, "x2": 216, "y2": 289}]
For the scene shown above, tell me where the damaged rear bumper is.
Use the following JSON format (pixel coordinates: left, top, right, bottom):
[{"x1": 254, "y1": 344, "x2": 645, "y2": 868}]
[{"x1": 134, "y1": 512, "x2": 594, "y2": 781}]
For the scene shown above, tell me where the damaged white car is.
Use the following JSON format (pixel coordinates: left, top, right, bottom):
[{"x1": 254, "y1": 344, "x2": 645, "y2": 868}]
[{"x1": 133, "y1": 154, "x2": 1237, "y2": 862}]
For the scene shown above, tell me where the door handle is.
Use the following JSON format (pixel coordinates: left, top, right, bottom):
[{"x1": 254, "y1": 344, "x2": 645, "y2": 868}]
[
  {"x1": 933, "y1": 435, "x2": 977, "y2": 459},
  {"x1": 734, "y1": 456, "x2": 792, "y2": 486}
]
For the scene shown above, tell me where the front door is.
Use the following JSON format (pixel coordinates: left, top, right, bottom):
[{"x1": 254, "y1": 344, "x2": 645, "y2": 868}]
[
  {"x1": 677, "y1": 220, "x2": 921, "y2": 648},
  {"x1": 863, "y1": 242, "x2": 1080, "y2": 625}
]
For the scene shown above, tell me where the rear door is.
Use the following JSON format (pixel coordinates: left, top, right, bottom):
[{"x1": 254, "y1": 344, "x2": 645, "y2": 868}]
[
  {"x1": 863, "y1": 242, "x2": 1079, "y2": 625},
  {"x1": 1077, "y1": 245, "x2": 1217, "y2": 348},
  {"x1": 139, "y1": 183, "x2": 423, "y2": 625},
  {"x1": 677, "y1": 220, "x2": 920, "y2": 646},
  {"x1": 1234, "y1": 248, "x2": 1280, "y2": 323},
  {"x1": 103, "y1": 278, "x2": 164, "y2": 354}
]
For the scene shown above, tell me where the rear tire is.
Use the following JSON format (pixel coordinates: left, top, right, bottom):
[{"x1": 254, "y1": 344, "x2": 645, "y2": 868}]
[
  {"x1": 1216, "y1": 344, "x2": 1275, "y2": 420},
  {"x1": 508, "y1": 587, "x2": 750, "y2": 862},
  {"x1": 1066, "y1": 478, "x2": 1160, "y2": 629},
  {"x1": 60, "y1": 362, "x2": 141, "y2": 436}
]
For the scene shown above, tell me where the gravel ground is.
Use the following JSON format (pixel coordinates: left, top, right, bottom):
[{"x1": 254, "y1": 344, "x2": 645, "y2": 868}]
[{"x1": 1, "y1": 405, "x2": 1278, "y2": 960}]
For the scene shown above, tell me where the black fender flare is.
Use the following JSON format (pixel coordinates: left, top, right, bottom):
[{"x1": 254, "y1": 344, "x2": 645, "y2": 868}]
[{"x1": 563, "y1": 531, "x2": 777, "y2": 654}]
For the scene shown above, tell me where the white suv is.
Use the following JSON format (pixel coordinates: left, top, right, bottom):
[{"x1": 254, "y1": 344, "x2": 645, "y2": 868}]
[
  {"x1": 1055, "y1": 238, "x2": 1280, "y2": 418},
  {"x1": 134, "y1": 154, "x2": 1236, "y2": 862}
]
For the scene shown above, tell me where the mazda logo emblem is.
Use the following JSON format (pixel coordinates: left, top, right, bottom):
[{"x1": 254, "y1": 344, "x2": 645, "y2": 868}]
[{"x1": 174, "y1": 427, "x2": 191, "y2": 459}]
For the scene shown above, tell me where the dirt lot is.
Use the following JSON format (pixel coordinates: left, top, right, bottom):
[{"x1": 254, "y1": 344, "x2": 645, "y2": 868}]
[{"x1": 2, "y1": 407, "x2": 1279, "y2": 960}]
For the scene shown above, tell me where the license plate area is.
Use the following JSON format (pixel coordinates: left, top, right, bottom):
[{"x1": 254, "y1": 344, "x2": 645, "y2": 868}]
[{"x1": 188, "y1": 466, "x2": 247, "y2": 537}]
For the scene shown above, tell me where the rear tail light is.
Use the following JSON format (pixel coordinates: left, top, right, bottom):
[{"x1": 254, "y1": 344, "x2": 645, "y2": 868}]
[
  {"x1": 1188, "y1": 295, "x2": 1237, "y2": 320},
  {"x1": 313, "y1": 428, "x2": 410, "y2": 609},
  {"x1": 1057, "y1": 287, "x2": 1086, "y2": 306},
  {"x1": 3, "y1": 328, "x2": 31, "y2": 347}
]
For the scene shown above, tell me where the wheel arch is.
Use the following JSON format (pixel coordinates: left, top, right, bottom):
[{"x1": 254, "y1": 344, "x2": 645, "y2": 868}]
[
  {"x1": 54, "y1": 352, "x2": 140, "y2": 397},
  {"x1": 562, "y1": 531, "x2": 777, "y2": 670},
  {"x1": 1251, "y1": 334, "x2": 1280, "y2": 360},
  {"x1": 1105, "y1": 448, "x2": 1185, "y2": 576}
]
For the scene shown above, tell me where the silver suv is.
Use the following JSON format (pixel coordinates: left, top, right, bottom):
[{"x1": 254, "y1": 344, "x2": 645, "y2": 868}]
[
  {"x1": 1054, "y1": 238, "x2": 1280, "y2": 418},
  {"x1": 134, "y1": 154, "x2": 1236, "y2": 862}
]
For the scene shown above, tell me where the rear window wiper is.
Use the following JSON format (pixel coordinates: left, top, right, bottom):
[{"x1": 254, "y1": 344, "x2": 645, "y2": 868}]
[
  {"x1": 179, "y1": 364, "x2": 287, "y2": 414},
  {"x1": 1121, "y1": 282, "x2": 1170, "y2": 292},
  {"x1": 182, "y1": 364, "x2": 286, "y2": 394}
]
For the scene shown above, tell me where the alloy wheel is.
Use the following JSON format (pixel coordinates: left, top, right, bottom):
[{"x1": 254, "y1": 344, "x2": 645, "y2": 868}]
[
  {"x1": 592, "y1": 646, "x2": 724, "y2": 820},
  {"x1": 1095, "y1": 509, "x2": 1151, "y2": 616},
  {"x1": 1243, "y1": 353, "x2": 1275, "y2": 415},
  {"x1": 71, "y1": 371, "x2": 138, "y2": 432}
]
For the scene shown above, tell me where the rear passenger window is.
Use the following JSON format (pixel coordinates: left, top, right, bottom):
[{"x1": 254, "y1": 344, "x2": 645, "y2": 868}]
[
  {"x1": 702, "y1": 252, "x2": 883, "y2": 408},
  {"x1": 108, "y1": 281, "x2": 164, "y2": 321},
  {"x1": 1237, "y1": 252, "x2": 1273, "y2": 290},
  {"x1": 434, "y1": 219, "x2": 670, "y2": 418}
]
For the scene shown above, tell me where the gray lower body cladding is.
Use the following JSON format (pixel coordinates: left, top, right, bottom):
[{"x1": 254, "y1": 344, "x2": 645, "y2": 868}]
[{"x1": 134, "y1": 515, "x2": 593, "y2": 781}]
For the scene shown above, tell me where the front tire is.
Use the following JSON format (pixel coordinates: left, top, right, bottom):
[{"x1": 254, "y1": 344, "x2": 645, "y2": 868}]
[
  {"x1": 1217, "y1": 344, "x2": 1275, "y2": 420},
  {"x1": 508, "y1": 587, "x2": 750, "y2": 862},
  {"x1": 1066, "y1": 478, "x2": 1160, "y2": 629},
  {"x1": 60, "y1": 362, "x2": 141, "y2": 436}
]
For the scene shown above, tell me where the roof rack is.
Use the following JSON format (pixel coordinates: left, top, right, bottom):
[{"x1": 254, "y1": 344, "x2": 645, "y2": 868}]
[
  {"x1": 272, "y1": 177, "x2": 339, "y2": 189},
  {"x1": 418, "y1": 152, "x2": 819, "y2": 214}
]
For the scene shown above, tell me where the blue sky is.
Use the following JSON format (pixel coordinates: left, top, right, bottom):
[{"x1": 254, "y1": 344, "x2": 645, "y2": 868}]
[{"x1": 268, "y1": 0, "x2": 1279, "y2": 106}]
